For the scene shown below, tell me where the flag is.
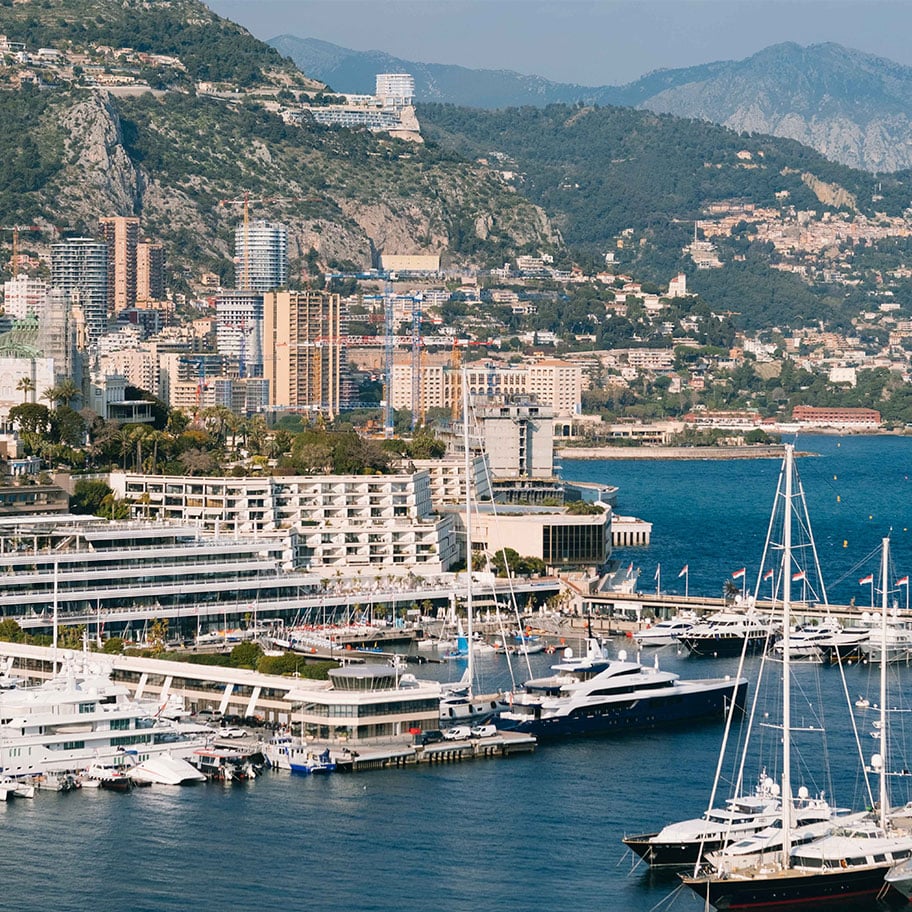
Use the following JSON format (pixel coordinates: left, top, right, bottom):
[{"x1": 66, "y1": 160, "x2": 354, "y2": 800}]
[
  {"x1": 859, "y1": 574, "x2": 874, "y2": 586},
  {"x1": 626, "y1": 562, "x2": 634, "y2": 578},
  {"x1": 654, "y1": 564, "x2": 661, "y2": 581},
  {"x1": 732, "y1": 567, "x2": 746, "y2": 580},
  {"x1": 678, "y1": 564, "x2": 688, "y2": 578},
  {"x1": 792, "y1": 570, "x2": 806, "y2": 582},
  {"x1": 763, "y1": 568, "x2": 774, "y2": 581},
  {"x1": 898, "y1": 576, "x2": 910, "y2": 587}
]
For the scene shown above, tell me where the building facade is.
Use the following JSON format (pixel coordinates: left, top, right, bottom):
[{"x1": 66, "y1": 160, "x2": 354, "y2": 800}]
[
  {"x1": 235, "y1": 220, "x2": 288, "y2": 292},
  {"x1": 50, "y1": 238, "x2": 108, "y2": 344},
  {"x1": 263, "y1": 290, "x2": 346, "y2": 416},
  {"x1": 112, "y1": 470, "x2": 458, "y2": 574},
  {"x1": 99, "y1": 216, "x2": 140, "y2": 313},
  {"x1": 136, "y1": 241, "x2": 165, "y2": 302},
  {"x1": 215, "y1": 290, "x2": 264, "y2": 378}
]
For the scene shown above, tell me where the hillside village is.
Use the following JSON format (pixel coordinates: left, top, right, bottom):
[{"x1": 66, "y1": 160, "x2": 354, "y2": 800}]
[{"x1": 0, "y1": 10, "x2": 910, "y2": 504}]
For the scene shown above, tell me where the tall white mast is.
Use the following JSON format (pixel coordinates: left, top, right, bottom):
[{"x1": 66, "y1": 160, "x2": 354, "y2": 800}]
[
  {"x1": 879, "y1": 536, "x2": 890, "y2": 831},
  {"x1": 462, "y1": 369, "x2": 474, "y2": 696},
  {"x1": 781, "y1": 444, "x2": 794, "y2": 863}
]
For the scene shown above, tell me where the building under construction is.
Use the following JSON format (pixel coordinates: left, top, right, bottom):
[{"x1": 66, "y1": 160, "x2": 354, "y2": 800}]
[{"x1": 263, "y1": 290, "x2": 347, "y2": 417}]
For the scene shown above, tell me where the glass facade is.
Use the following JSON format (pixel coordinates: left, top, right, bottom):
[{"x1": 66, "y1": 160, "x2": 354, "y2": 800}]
[{"x1": 542, "y1": 522, "x2": 607, "y2": 566}]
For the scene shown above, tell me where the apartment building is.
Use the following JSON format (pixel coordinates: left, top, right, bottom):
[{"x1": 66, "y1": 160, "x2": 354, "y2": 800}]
[
  {"x1": 111, "y1": 470, "x2": 458, "y2": 574},
  {"x1": 99, "y1": 216, "x2": 139, "y2": 313},
  {"x1": 263, "y1": 290, "x2": 346, "y2": 416}
]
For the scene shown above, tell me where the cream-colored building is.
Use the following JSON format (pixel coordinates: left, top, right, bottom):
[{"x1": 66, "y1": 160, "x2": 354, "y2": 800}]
[
  {"x1": 263, "y1": 290, "x2": 345, "y2": 417},
  {"x1": 111, "y1": 470, "x2": 458, "y2": 574},
  {"x1": 391, "y1": 359, "x2": 582, "y2": 419},
  {"x1": 99, "y1": 216, "x2": 139, "y2": 313}
]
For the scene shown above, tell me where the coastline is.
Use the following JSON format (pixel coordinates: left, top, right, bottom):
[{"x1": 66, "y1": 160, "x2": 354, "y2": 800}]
[{"x1": 557, "y1": 444, "x2": 806, "y2": 460}]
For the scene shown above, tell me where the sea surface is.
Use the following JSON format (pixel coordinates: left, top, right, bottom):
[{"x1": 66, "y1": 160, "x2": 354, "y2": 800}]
[{"x1": 7, "y1": 434, "x2": 912, "y2": 912}]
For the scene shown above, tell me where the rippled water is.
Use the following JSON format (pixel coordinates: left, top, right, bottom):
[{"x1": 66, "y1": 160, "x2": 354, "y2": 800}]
[{"x1": 7, "y1": 434, "x2": 912, "y2": 912}]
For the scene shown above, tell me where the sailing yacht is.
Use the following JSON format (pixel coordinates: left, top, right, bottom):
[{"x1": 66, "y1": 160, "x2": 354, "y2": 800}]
[{"x1": 682, "y1": 532, "x2": 912, "y2": 909}]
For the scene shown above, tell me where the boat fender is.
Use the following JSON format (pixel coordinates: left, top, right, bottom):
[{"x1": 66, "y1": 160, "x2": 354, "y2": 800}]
[{"x1": 840, "y1": 859, "x2": 848, "y2": 869}]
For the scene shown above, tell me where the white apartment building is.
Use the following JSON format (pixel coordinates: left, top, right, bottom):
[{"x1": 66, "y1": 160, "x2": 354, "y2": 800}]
[
  {"x1": 375, "y1": 73, "x2": 415, "y2": 107},
  {"x1": 111, "y1": 470, "x2": 458, "y2": 574},
  {"x1": 99, "y1": 346, "x2": 160, "y2": 398},
  {"x1": 2, "y1": 275, "x2": 48, "y2": 320}
]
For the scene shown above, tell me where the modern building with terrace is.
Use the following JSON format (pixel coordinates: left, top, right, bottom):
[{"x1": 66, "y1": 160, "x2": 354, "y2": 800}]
[{"x1": 109, "y1": 469, "x2": 459, "y2": 574}]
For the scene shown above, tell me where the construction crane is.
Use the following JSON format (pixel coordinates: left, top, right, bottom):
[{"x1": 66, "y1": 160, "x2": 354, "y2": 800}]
[
  {"x1": 383, "y1": 278, "x2": 395, "y2": 438},
  {"x1": 218, "y1": 194, "x2": 312, "y2": 290},
  {"x1": 1, "y1": 225, "x2": 40, "y2": 276},
  {"x1": 410, "y1": 300, "x2": 422, "y2": 429}
]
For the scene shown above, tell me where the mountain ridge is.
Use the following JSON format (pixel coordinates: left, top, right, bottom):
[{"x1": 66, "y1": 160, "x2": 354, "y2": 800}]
[{"x1": 271, "y1": 35, "x2": 912, "y2": 172}]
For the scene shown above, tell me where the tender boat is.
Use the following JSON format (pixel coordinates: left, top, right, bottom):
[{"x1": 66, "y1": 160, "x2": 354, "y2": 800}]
[
  {"x1": 128, "y1": 754, "x2": 206, "y2": 785},
  {"x1": 495, "y1": 631, "x2": 747, "y2": 740},
  {"x1": 632, "y1": 614, "x2": 697, "y2": 647}
]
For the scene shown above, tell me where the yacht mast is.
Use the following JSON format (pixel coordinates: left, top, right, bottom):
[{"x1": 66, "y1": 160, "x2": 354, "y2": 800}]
[
  {"x1": 879, "y1": 536, "x2": 890, "y2": 831},
  {"x1": 781, "y1": 444, "x2": 794, "y2": 863},
  {"x1": 462, "y1": 370, "x2": 474, "y2": 696}
]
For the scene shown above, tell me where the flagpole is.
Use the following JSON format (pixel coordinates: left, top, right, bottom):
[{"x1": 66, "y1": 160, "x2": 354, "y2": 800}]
[
  {"x1": 871, "y1": 577, "x2": 875, "y2": 610},
  {"x1": 685, "y1": 566, "x2": 689, "y2": 599}
]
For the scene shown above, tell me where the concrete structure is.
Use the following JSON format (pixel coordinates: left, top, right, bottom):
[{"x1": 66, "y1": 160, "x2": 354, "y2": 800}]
[
  {"x1": 99, "y1": 216, "x2": 139, "y2": 313},
  {"x1": 471, "y1": 504, "x2": 611, "y2": 573},
  {"x1": 791, "y1": 405, "x2": 881, "y2": 429},
  {"x1": 391, "y1": 359, "x2": 582, "y2": 419},
  {"x1": 263, "y1": 290, "x2": 346, "y2": 416},
  {"x1": 478, "y1": 402, "x2": 554, "y2": 479},
  {"x1": 235, "y1": 220, "x2": 288, "y2": 292},
  {"x1": 215, "y1": 290, "x2": 263, "y2": 377},
  {"x1": 2, "y1": 274, "x2": 48, "y2": 320},
  {"x1": 112, "y1": 470, "x2": 458, "y2": 574},
  {"x1": 51, "y1": 237, "x2": 108, "y2": 345}
]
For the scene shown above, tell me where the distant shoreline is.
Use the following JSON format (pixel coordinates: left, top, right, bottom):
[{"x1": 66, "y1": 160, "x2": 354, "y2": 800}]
[{"x1": 557, "y1": 444, "x2": 808, "y2": 460}]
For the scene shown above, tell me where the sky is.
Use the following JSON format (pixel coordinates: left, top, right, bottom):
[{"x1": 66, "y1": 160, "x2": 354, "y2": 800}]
[{"x1": 208, "y1": 0, "x2": 912, "y2": 86}]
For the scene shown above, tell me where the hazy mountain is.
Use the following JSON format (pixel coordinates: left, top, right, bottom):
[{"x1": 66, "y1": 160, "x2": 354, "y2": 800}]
[
  {"x1": 268, "y1": 35, "x2": 626, "y2": 108},
  {"x1": 271, "y1": 36, "x2": 912, "y2": 173}
]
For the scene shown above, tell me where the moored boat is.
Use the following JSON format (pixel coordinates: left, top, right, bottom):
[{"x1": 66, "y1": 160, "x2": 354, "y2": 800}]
[
  {"x1": 678, "y1": 610, "x2": 775, "y2": 658},
  {"x1": 495, "y1": 632, "x2": 747, "y2": 741}
]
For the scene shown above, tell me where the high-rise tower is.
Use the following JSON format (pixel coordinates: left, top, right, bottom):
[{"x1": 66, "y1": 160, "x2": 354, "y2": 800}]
[
  {"x1": 234, "y1": 220, "x2": 288, "y2": 292},
  {"x1": 263, "y1": 290, "x2": 345, "y2": 417},
  {"x1": 99, "y1": 216, "x2": 139, "y2": 313},
  {"x1": 50, "y1": 238, "x2": 108, "y2": 345}
]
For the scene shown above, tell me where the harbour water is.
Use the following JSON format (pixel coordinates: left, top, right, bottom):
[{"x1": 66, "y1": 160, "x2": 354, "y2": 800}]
[{"x1": 6, "y1": 433, "x2": 912, "y2": 912}]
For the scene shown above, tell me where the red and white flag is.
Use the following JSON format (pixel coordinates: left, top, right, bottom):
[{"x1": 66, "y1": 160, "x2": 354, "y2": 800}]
[
  {"x1": 898, "y1": 576, "x2": 909, "y2": 587},
  {"x1": 859, "y1": 574, "x2": 874, "y2": 586},
  {"x1": 732, "y1": 567, "x2": 746, "y2": 580},
  {"x1": 792, "y1": 570, "x2": 806, "y2": 582},
  {"x1": 763, "y1": 568, "x2": 774, "y2": 581},
  {"x1": 678, "y1": 564, "x2": 689, "y2": 578}
]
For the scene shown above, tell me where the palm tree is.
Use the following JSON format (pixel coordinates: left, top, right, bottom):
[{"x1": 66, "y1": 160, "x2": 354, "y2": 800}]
[{"x1": 16, "y1": 376, "x2": 35, "y2": 404}]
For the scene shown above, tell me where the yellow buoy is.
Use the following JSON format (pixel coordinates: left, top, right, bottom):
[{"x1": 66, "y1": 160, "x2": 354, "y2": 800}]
[{"x1": 844, "y1": 540, "x2": 848, "y2": 548}]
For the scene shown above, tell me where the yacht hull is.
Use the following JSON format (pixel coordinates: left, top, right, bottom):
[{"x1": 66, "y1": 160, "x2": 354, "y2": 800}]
[
  {"x1": 679, "y1": 634, "x2": 770, "y2": 659},
  {"x1": 683, "y1": 863, "x2": 900, "y2": 910},
  {"x1": 623, "y1": 833, "x2": 737, "y2": 868},
  {"x1": 497, "y1": 679, "x2": 747, "y2": 741}
]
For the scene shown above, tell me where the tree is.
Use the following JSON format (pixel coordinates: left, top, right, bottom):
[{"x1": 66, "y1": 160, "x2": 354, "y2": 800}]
[
  {"x1": 8, "y1": 402, "x2": 51, "y2": 435},
  {"x1": 16, "y1": 375, "x2": 35, "y2": 403},
  {"x1": 71, "y1": 479, "x2": 113, "y2": 515},
  {"x1": 0, "y1": 618, "x2": 25, "y2": 642},
  {"x1": 148, "y1": 618, "x2": 169, "y2": 655}
]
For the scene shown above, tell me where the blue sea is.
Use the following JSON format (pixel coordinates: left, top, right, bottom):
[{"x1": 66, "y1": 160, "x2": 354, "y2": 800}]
[{"x1": 6, "y1": 434, "x2": 912, "y2": 912}]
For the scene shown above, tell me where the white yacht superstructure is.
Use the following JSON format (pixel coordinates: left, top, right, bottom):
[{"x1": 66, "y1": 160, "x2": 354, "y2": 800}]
[{"x1": 0, "y1": 651, "x2": 209, "y2": 777}]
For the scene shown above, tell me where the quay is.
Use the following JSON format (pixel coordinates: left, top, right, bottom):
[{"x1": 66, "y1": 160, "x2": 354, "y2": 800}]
[{"x1": 567, "y1": 590, "x2": 905, "y2": 635}]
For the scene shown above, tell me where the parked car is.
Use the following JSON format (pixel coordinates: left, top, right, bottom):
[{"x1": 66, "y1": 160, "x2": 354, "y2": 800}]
[
  {"x1": 470, "y1": 724, "x2": 497, "y2": 738},
  {"x1": 217, "y1": 726, "x2": 246, "y2": 739},
  {"x1": 194, "y1": 709, "x2": 222, "y2": 722},
  {"x1": 414, "y1": 729, "x2": 445, "y2": 746},
  {"x1": 442, "y1": 726, "x2": 471, "y2": 741}
]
